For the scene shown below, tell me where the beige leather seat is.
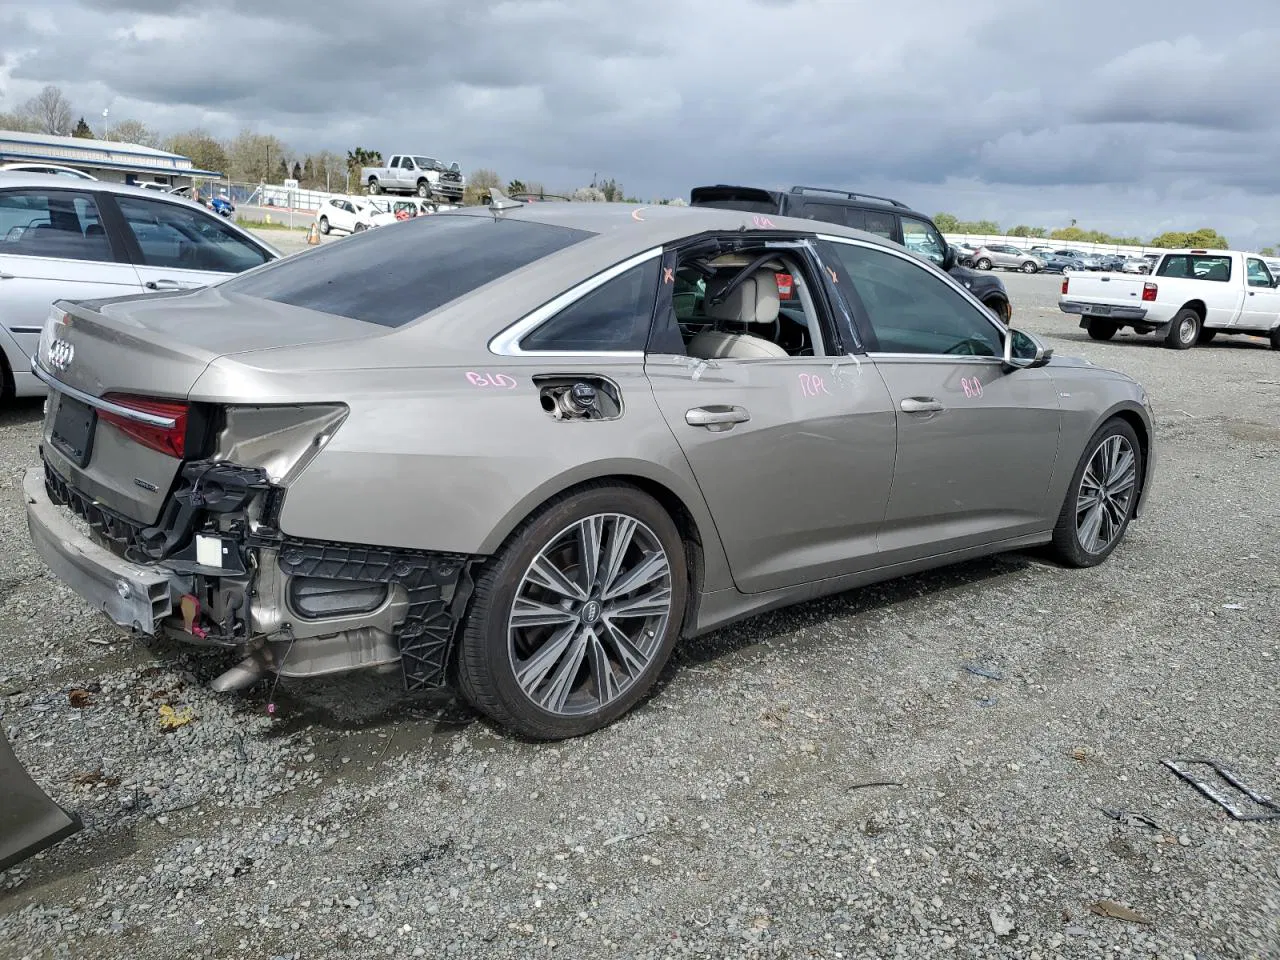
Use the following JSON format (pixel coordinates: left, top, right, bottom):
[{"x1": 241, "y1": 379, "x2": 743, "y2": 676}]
[{"x1": 687, "y1": 270, "x2": 789, "y2": 360}]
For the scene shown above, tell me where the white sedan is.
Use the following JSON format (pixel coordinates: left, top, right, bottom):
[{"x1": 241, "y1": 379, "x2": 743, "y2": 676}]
[{"x1": 314, "y1": 197, "x2": 377, "y2": 236}]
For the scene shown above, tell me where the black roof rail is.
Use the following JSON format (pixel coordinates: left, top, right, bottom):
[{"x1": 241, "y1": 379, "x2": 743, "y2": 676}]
[{"x1": 788, "y1": 185, "x2": 908, "y2": 209}]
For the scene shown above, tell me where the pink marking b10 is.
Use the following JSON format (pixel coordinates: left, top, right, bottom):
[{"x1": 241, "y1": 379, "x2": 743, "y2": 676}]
[
  {"x1": 960, "y1": 376, "x2": 984, "y2": 398},
  {"x1": 466, "y1": 371, "x2": 518, "y2": 389}
]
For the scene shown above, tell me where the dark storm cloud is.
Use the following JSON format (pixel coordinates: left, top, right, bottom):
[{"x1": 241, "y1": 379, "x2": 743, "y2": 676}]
[{"x1": 4, "y1": 0, "x2": 1280, "y2": 243}]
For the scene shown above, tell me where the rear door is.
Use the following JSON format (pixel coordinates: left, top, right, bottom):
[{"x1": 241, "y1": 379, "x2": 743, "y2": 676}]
[
  {"x1": 107, "y1": 193, "x2": 273, "y2": 291},
  {"x1": 0, "y1": 187, "x2": 143, "y2": 379},
  {"x1": 645, "y1": 236, "x2": 897, "y2": 593},
  {"x1": 817, "y1": 235, "x2": 1062, "y2": 562}
]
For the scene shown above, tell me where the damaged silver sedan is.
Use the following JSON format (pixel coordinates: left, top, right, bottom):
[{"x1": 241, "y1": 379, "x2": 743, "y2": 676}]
[{"x1": 24, "y1": 197, "x2": 1155, "y2": 739}]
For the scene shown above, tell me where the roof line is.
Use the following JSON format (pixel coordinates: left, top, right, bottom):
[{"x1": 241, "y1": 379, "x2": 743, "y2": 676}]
[{"x1": 0, "y1": 149, "x2": 222, "y2": 178}]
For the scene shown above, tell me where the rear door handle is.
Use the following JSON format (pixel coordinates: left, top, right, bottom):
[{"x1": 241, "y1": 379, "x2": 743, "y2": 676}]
[
  {"x1": 900, "y1": 397, "x2": 944, "y2": 413},
  {"x1": 145, "y1": 279, "x2": 183, "y2": 291},
  {"x1": 686, "y1": 405, "x2": 750, "y2": 428}
]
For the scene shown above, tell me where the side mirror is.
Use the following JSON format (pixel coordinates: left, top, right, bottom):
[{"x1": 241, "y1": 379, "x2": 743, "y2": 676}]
[{"x1": 1003, "y1": 328, "x2": 1052, "y2": 371}]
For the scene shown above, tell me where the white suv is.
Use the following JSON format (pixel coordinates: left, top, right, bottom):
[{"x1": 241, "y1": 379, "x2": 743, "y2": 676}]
[{"x1": 314, "y1": 197, "x2": 376, "y2": 236}]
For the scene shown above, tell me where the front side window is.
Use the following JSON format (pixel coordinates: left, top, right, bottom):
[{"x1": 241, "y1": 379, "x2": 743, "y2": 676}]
[
  {"x1": 1156, "y1": 254, "x2": 1231, "y2": 282},
  {"x1": 0, "y1": 189, "x2": 113, "y2": 262},
  {"x1": 861, "y1": 209, "x2": 895, "y2": 239},
  {"x1": 221, "y1": 214, "x2": 594, "y2": 328},
  {"x1": 901, "y1": 215, "x2": 947, "y2": 265},
  {"x1": 1246, "y1": 258, "x2": 1272, "y2": 287},
  {"x1": 824, "y1": 240, "x2": 1002, "y2": 356},
  {"x1": 115, "y1": 195, "x2": 270, "y2": 273},
  {"x1": 520, "y1": 260, "x2": 659, "y2": 352}
]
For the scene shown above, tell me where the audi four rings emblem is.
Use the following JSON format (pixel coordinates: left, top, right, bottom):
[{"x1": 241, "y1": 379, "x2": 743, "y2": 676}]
[{"x1": 47, "y1": 338, "x2": 74, "y2": 371}]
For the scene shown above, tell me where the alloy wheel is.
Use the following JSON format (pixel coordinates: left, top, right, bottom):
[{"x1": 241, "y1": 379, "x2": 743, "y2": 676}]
[
  {"x1": 1075, "y1": 434, "x2": 1137, "y2": 554},
  {"x1": 507, "y1": 513, "x2": 673, "y2": 717},
  {"x1": 1178, "y1": 315, "x2": 1198, "y2": 345}
]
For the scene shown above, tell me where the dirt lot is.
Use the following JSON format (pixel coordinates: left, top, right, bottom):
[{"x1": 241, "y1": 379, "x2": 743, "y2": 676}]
[{"x1": 1, "y1": 270, "x2": 1277, "y2": 960}]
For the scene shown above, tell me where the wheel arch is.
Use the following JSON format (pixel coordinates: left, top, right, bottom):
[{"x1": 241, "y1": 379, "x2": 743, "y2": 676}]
[
  {"x1": 1099, "y1": 401, "x2": 1154, "y2": 516},
  {"x1": 1178, "y1": 299, "x2": 1207, "y2": 320},
  {"x1": 476, "y1": 462, "x2": 731, "y2": 632}
]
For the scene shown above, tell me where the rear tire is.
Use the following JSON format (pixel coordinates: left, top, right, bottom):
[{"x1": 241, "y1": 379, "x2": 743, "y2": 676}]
[
  {"x1": 1049, "y1": 417, "x2": 1142, "y2": 568},
  {"x1": 367, "y1": 179, "x2": 380, "y2": 195},
  {"x1": 1086, "y1": 319, "x2": 1118, "y2": 341},
  {"x1": 1270, "y1": 327, "x2": 1280, "y2": 350},
  {"x1": 1164, "y1": 308, "x2": 1200, "y2": 350},
  {"x1": 456, "y1": 483, "x2": 688, "y2": 740},
  {"x1": 1197, "y1": 329, "x2": 1217, "y2": 344}
]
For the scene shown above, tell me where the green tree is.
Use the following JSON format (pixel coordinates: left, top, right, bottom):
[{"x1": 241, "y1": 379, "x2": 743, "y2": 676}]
[
  {"x1": 933, "y1": 212, "x2": 959, "y2": 233},
  {"x1": 0, "y1": 110, "x2": 40, "y2": 133},
  {"x1": 72, "y1": 116, "x2": 94, "y2": 138},
  {"x1": 291, "y1": 160, "x2": 303, "y2": 182},
  {"x1": 227, "y1": 131, "x2": 290, "y2": 182},
  {"x1": 1008, "y1": 225, "x2": 1047, "y2": 238},
  {"x1": 165, "y1": 129, "x2": 229, "y2": 176},
  {"x1": 1149, "y1": 228, "x2": 1229, "y2": 249},
  {"x1": 957, "y1": 219, "x2": 1000, "y2": 235},
  {"x1": 507, "y1": 179, "x2": 527, "y2": 195},
  {"x1": 1261, "y1": 246, "x2": 1276, "y2": 257}
]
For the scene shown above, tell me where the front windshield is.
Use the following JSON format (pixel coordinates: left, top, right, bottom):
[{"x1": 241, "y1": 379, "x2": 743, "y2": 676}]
[{"x1": 413, "y1": 157, "x2": 440, "y2": 170}]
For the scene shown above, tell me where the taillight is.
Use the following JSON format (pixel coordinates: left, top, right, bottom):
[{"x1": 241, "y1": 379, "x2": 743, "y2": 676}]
[
  {"x1": 1142, "y1": 282, "x2": 1158, "y2": 302},
  {"x1": 1061, "y1": 277, "x2": 1069, "y2": 295},
  {"x1": 99, "y1": 394, "x2": 190, "y2": 458}
]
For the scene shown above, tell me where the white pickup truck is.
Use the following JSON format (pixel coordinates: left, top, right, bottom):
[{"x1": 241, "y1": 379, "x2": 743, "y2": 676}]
[
  {"x1": 361, "y1": 154, "x2": 465, "y2": 202},
  {"x1": 1059, "y1": 249, "x2": 1280, "y2": 350}
]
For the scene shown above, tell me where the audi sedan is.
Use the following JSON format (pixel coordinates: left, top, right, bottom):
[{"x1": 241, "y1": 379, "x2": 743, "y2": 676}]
[{"x1": 24, "y1": 199, "x2": 1155, "y2": 739}]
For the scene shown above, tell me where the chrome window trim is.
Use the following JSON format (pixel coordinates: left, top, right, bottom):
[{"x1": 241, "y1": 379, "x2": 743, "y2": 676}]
[
  {"x1": 816, "y1": 233, "x2": 1009, "y2": 341},
  {"x1": 488, "y1": 247, "x2": 663, "y2": 356},
  {"x1": 29, "y1": 358, "x2": 178, "y2": 427}
]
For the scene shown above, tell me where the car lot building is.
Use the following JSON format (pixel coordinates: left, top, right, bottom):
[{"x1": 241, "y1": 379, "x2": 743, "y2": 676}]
[{"x1": 0, "y1": 130, "x2": 221, "y2": 188}]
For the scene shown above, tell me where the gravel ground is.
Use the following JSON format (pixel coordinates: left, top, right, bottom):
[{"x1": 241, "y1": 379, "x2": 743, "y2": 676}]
[{"x1": 1, "y1": 271, "x2": 1278, "y2": 959}]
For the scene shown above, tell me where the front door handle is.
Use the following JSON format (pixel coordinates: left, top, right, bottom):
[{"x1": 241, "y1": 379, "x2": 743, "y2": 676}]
[
  {"x1": 900, "y1": 397, "x2": 944, "y2": 413},
  {"x1": 145, "y1": 279, "x2": 183, "y2": 291},
  {"x1": 0, "y1": 272, "x2": 14, "y2": 280},
  {"x1": 686, "y1": 405, "x2": 750, "y2": 428}
]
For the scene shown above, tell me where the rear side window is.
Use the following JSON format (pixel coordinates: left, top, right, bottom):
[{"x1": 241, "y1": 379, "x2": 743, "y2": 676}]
[
  {"x1": 220, "y1": 215, "x2": 594, "y2": 327},
  {"x1": 520, "y1": 260, "x2": 659, "y2": 352},
  {"x1": 115, "y1": 195, "x2": 269, "y2": 273},
  {"x1": 0, "y1": 189, "x2": 113, "y2": 262},
  {"x1": 1156, "y1": 254, "x2": 1231, "y2": 281}
]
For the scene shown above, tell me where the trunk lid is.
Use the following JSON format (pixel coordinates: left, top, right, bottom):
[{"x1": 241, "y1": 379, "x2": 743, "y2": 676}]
[{"x1": 39, "y1": 285, "x2": 386, "y2": 525}]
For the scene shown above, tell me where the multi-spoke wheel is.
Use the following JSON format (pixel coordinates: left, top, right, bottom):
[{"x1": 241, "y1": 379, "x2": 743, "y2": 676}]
[
  {"x1": 1050, "y1": 418, "x2": 1143, "y2": 567},
  {"x1": 456, "y1": 484, "x2": 688, "y2": 739}
]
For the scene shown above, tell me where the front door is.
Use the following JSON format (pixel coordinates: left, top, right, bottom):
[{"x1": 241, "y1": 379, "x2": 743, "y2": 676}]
[
  {"x1": 645, "y1": 239, "x2": 897, "y2": 594},
  {"x1": 1241, "y1": 258, "x2": 1280, "y2": 331},
  {"x1": 108, "y1": 193, "x2": 272, "y2": 292},
  {"x1": 818, "y1": 237, "x2": 1062, "y2": 563}
]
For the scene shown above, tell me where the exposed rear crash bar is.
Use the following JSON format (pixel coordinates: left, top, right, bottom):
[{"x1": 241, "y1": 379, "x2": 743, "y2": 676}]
[{"x1": 23, "y1": 467, "x2": 172, "y2": 633}]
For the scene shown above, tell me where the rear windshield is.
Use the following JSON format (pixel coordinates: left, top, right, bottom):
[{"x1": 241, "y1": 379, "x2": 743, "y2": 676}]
[
  {"x1": 1155, "y1": 254, "x2": 1232, "y2": 282},
  {"x1": 689, "y1": 188, "x2": 780, "y2": 215},
  {"x1": 220, "y1": 215, "x2": 594, "y2": 327}
]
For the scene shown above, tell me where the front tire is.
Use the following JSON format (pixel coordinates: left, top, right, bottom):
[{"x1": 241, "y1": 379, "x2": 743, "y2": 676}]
[
  {"x1": 318, "y1": 216, "x2": 330, "y2": 235},
  {"x1": 976, "y1": 258, "x2": 992, "y2": 270},
  {"x1": 1049, "y1": 418, "x2": 1142, "y2": 568},
  {"x1": 417, "y1": 181, "x2": 430, "y2": 198},
  {"x1": 456, "y1": 484, "x2": 688, "y2": 740},
  {"x1": 1021, "y1": 261, "x2": 1038, "y2": 273},
  {"x1": 353, "y1": 222, "x2": 367, "y2": 233},
  {"x1": 1165, "y1": 308, "x2": 1201, "y2": 350},
  {"x1": 1086, "y1": 319, "x2": 1118, "y2": 340}
]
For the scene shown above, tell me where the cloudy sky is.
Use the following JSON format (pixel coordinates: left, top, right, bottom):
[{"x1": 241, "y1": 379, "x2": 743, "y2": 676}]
[{"x1": 3, "y1": 0, "x2": 1280, "y2": 246}]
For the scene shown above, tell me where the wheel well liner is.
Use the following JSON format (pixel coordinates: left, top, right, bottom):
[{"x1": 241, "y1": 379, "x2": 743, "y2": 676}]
[
  {"x1": 0, "y1": 345, "x2": 13, "y2": 400},
  {"x1": 1108, "y1": 408, "x2": 1151, "y2": 501},
  {"x1": 1178, "y1": 299, "x2": 1206, "y2": 320}
]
